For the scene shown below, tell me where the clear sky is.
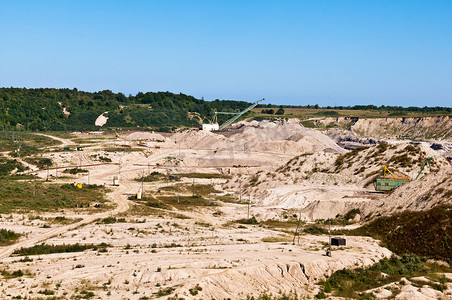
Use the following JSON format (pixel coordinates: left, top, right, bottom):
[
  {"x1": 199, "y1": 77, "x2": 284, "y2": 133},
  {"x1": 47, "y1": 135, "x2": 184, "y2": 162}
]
[{"x1": 1, "y1": 1, "x2": 451, "y2": 107}]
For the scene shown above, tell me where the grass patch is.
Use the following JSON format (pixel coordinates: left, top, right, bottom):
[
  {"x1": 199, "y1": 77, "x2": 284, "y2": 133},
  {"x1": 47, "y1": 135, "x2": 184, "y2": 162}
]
[
  {"x1": 63, "y1": 167, "x2": 89, "y2": 174},
  {"x1": 155, "y1": 195, "x2": 217, "y2": 210},
  {"x1": 0, "y1": 132, "x2": 61, "y2": 156},
  {"x1": 0, "y1": 156, "x2": 27, "y2": 176},
  {"x1": 1, "y1": 269, "x2": 32, "y2": 279},
  {"x1": 103, "y1": 147, "x2": 143, "y2": 153},
  {"x1": 262, "y1": 236, "x2": 292, "y2": 243},
  {"x1": 261, "y1": 219, "x2": 299, "y2": 229},
  {"x1": 13, "y1": 243, "x2": 110, "y2": 256},
  {"x1": 303, "y1": 225, "x2": 328, "y2": 235},
  {"x1": 136, "y1": 171, "x2": 165, "y2": 182},
  {"x1": 0, "y1": 181, "x2": 107, "y2": 213},
  {"x1": 235, "y1": 217, "x2": 259, "y2": 225},
  {"x1": 23, "y1": 157, "x2": 53, "y2": 169},
  {"x1": 99, "y1": 217, "x2": 126, "y2": 224},
  {"x1": 343, "y1": 205, "x2": 452, "y2": 263},
  {"x1": 175, "y1": 172, "x2": 232, "y2": 179},
  {"x1": 318, "y1": 254, "x2": 452, "y2": 299}
]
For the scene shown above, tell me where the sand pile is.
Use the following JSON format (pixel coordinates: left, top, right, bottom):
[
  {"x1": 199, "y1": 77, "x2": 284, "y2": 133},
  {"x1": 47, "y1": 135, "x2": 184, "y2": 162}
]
[
  {"x1": 171, "y1": 119, "x2": 344, "y2": 155},
  {"x1": 170, "y1": 130, "x2": 228, "y2": 149},
  {"x1": 222, "y1": 140, "x2": 451, "y2": 221}
]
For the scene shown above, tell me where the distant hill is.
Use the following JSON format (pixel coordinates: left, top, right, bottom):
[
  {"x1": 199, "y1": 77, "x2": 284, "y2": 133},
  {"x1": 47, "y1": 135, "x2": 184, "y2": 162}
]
[{"x1": 0, "y1": 88, "x2": 251, "y2": 131}]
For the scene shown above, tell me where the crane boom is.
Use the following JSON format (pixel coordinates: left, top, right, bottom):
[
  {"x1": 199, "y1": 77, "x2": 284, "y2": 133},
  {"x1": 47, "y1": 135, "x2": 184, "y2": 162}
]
[
  {"x1": 383, "y1": 166, "x2": 397, "y2": 179},
  {"x1": 219, "y1": 98, "x2": 265, "y2": 130},
  {"x1": 415, "y1": 157, "x2": 433, "y2": 179}
]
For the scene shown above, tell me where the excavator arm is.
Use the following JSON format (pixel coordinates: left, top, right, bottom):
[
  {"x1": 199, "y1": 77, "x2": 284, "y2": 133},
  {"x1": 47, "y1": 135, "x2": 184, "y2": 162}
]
[
  {"x1": 415, "y1": 157, "x2": 433, "y2": 179},
  {"x1": 383, "y1": 166, "x2": 397, "y2": 179}
]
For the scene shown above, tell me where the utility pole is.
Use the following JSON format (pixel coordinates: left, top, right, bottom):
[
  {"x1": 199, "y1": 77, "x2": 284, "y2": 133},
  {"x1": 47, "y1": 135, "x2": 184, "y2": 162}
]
[
  {"x1": 247, "y1": 193, "x2": 250, "y2": 219},
  {"x1": 293, "y1": 206, "x2": 303, "y2": 244},
  {"x1": 141, "y1": 172, "x2": 144, "y2": 196},
  {"x1": 327, "y1": 220, "x2": 332, "y2": 257},
  {"x1": 239, "y1": 181, "x2": 242, "y2": 203}
]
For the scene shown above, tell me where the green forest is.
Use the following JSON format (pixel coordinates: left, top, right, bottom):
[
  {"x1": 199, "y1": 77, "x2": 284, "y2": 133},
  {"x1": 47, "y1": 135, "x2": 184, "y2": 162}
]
[{"x1": 0, "y1": 88, "x2": 251, "y2": 131}]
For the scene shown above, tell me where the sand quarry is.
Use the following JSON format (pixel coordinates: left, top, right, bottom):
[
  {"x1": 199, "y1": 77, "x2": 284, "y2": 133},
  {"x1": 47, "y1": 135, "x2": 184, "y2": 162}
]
[{"x1": 0, "y1": 119, "x2": 451, "y2": 299}]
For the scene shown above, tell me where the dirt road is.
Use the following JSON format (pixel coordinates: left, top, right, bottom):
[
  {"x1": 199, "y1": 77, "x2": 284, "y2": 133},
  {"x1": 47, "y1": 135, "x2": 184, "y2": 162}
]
[
  {"x1": 0, "y1": 182, "x2": 130, "y2": 260},
  {"x1": 35, "y1": 133, "x2": 75, "y2": 146},
  {"x1": 0, "y1": 134, "x2": 130, "y2": 260}
]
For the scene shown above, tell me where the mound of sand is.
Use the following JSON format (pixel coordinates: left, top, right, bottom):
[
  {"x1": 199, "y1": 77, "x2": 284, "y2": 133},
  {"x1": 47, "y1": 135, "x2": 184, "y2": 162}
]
[{"x1": 170, "y1": 119, "x2": 345, "y2": 155}]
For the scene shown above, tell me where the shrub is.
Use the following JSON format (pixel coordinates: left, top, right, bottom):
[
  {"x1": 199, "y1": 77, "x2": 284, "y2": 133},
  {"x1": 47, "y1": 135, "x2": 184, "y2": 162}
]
[
  {"x1": 13, "y1": 243, "x2": 110, "y2": 256},
  {"x1": 236, "y1": 217, "x2": 259, "y2": 225},
  {"x1": 155, "y1": 287, "x2": 174, "y2": 296},
  {"x1": 189, "y1": 284, "x2": 202, "y2": 296},
  {"x1": 0, "y1": 229, "x2": 21, "y2": 245},
  {"x1": 346, "y1": 205, "x2": 452, "y2": 263},
  {"x1": 321, "y1": 254, "x2": 446, "y2": 298},
  {"x1": 100, "y1": 217, "x2": 126, "y2": 224}
]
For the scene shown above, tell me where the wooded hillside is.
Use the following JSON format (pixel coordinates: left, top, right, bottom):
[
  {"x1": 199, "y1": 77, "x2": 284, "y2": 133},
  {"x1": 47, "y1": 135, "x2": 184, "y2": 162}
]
[{"x1": 0, "y1": 88, "x2": 251, "y2": 131}]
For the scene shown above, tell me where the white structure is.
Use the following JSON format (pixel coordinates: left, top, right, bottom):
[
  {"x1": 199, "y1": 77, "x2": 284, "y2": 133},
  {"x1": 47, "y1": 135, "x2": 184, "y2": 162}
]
[{"x1": 199, "y1": 123, "x2": 219, "y2": 131}]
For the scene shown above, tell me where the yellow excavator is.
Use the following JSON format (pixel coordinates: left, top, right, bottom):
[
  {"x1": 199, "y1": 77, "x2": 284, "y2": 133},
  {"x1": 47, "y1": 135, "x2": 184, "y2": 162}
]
[
  {"x1": 375, "y1": 166, "x2": 410, "y2": 191},
  {"x1": 375, "y1": 157, "x2": 433, "y2": 191}
]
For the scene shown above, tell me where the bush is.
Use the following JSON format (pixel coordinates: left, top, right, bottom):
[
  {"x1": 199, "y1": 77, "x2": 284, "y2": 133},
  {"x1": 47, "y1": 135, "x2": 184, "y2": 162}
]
[
  {"x1": 189, "y1": 284, "x2": 202, "y2": 296},
  {"x1": 346, "y1": 205, "x2": 452, "y2": 263},
  {"x1": 100, "y1": 217, "x2": 126, "y2": 224},
  {"x1": 1, "y1": 269, "x2": 24, "y2": 279},
  {"x1": 13, "y1": 243, "x2": 110, "y2": 256},
  {"x1": 155, "y1": 287, "x2": 174, "y2": 296},
  {"x1": 0, "y1": 229, "x2": 21, "y2": 245},
  {"x1": 275, "y1": 107, "x2": 285, "y2": 115},
  {"x1": 321, "y1": 254, "x2": 444, "y2": 298},
  {"x1": 236, "y1": 217, "x2": 259, "y2": 225},
  {"x1": 303, "y1": 225, "x2": 327, "y2": 235},
  {"x1": 261, "y1": 109, "x2": 275, "y2": 114},
  {"x1": 63, "y1": 167, "x2": 88, "y2": 174}
]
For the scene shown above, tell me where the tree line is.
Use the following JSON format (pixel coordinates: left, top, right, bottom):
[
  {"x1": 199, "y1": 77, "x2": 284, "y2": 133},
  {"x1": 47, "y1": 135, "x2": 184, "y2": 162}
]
[
  {"x1": 259, "y1": 103, "x2": 452, "y2": 113},
  {"x1": 0, "y1": 88, "x2": 251, "y2": 131}
]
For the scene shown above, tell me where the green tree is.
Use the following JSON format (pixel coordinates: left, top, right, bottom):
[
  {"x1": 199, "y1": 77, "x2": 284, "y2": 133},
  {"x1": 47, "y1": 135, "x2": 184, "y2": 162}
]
[{"x1": 275, "y1": 107, "x2": 285, "y2": 115}]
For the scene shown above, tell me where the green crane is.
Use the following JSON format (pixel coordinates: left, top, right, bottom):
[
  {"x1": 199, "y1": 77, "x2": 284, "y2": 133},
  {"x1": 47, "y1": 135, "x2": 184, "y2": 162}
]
[
  {"x1": 415, "y1": 157, "x2": 433, "y2": 179},
  {"x1": 218, "y1": 99, "x2": 265, "y2": 130}
]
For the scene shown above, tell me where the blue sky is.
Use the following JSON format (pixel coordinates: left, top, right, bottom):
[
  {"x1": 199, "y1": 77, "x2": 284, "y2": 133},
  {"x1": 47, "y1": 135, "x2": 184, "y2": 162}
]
[{"x1": 0, "y1": 1, "x2": 451, "y2": 107}]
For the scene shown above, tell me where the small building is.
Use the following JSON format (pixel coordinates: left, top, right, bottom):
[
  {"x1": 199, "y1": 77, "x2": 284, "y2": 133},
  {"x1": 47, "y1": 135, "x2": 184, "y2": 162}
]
[
  {"x1": 331, "y1": 237, "x2": 346, "y2": 246},
  {"x1": 199, "y1": 123, "x2": 219, "y2": 131},
  {"x1": 112, "y1": 176, "x2": 119, "y2": 186}
]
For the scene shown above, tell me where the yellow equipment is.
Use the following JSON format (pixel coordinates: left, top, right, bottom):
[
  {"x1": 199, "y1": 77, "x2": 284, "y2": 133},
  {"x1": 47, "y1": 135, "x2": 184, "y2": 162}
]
[{"x1": 376, "y1": 166, "x2": 410, "y2": 191}]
